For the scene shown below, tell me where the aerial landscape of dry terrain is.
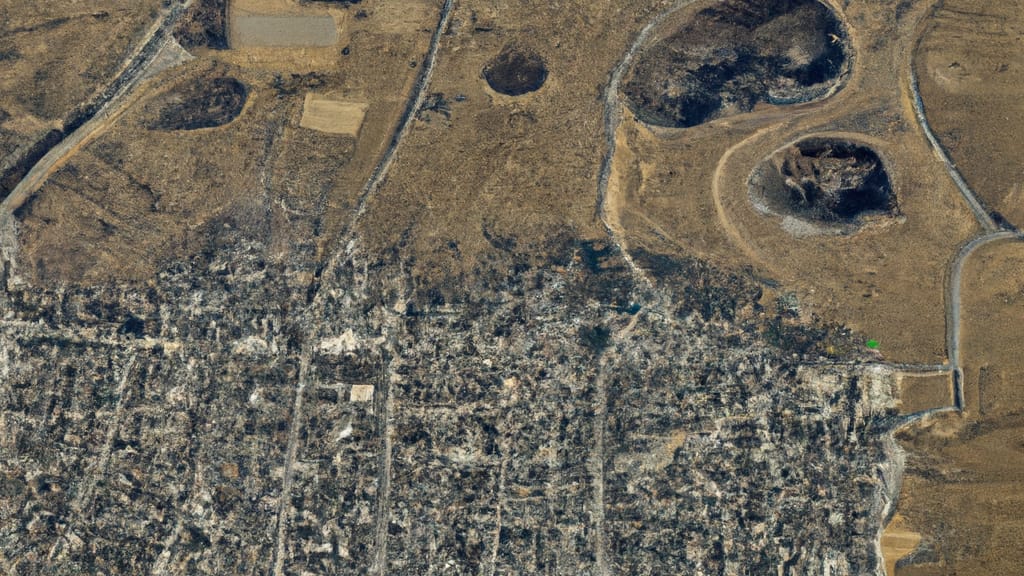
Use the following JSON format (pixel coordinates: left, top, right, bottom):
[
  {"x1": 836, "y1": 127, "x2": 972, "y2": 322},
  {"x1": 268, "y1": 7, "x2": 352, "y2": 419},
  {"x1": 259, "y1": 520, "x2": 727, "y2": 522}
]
[{"x1": 0, "y1": 0, "x2": 1020, "y2": 574}]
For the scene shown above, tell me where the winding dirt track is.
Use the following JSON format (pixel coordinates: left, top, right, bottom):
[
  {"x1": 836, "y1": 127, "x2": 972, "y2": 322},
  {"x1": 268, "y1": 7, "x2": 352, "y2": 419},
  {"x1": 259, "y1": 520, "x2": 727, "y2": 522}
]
[
  {"x1": 595, "y1": 0, "x2": 701, "y2": 282},
  {"x1": 598, "y1": 0, "x2": 1022, "y2": 413}
]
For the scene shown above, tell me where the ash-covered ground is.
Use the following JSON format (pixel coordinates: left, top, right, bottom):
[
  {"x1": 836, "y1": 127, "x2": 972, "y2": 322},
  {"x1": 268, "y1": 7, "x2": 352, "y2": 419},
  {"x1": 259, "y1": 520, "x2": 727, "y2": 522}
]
[{"x1": 0, "y1": 219, "x2": 901, "y2": 575}]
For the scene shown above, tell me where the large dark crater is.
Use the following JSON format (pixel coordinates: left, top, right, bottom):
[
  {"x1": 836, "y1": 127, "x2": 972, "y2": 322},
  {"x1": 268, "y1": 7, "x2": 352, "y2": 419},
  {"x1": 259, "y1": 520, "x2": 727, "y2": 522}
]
[
  {"x1": 146, "y1": 77, "x2": 247, "y2": 131},
  {"x1": 749, "y1": 138, "x2": 897, "y2": 229},
  {"x1": 623, "y1": 0, "x2": 849, "y2": 128},
  {"x1": 483, "y1": 45, "x2": 548, "y2": 96}
]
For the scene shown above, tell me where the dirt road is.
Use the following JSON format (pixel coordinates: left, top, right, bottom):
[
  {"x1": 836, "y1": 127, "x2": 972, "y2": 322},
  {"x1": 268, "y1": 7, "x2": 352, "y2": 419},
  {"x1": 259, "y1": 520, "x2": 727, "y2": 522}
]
[{"x1": 0, "y1": 0, "x2": 194, "y2": 219}]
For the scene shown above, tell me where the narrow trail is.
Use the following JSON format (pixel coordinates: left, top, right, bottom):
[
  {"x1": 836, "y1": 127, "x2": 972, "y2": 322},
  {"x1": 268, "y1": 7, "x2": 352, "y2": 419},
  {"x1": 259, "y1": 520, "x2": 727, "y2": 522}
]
[
  {"x1": 271, "y1": 2, "x2": 455, "y2": 574},
  {"x1": 370, "y1": 352, "x2": 395, "y2": 576},
  {"x1": 904, "y1": 43, "x2": 1023, "y2": 413},
  {"x1": 0, "y1": 0, "x2": 194, "y2": 220},
  {"x1": 70, "y1": 355, "x2": 138, "y2": 515},
  {"x1": 946, "y1": 231, "x2": 1022, "y2": 408},
  {"x1": 595, "y1": 0, "x2": 701, "y2": 284},
  {"x1": 588, "y1": 357, "x2": 611, "y2": 576},
  {"x1": 876, "y1": 7, "x2": 1024, "y2": 573},
  {"x1": 270, "y1": 353, "x2": 311, "y2": 576},
  {"x1": 347, "y1": 0, "x2": 455, "y2": 230},
  {"x1": 597, "y1": 4, "x2": 1019, "y2": 574}
]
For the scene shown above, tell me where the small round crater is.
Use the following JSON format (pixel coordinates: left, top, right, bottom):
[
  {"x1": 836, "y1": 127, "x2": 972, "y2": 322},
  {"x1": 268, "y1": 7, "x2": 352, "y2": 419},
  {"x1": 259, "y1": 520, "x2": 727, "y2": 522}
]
[
  {"x1": 623, "y1": 0, "x2": 849, "y2": 128},
  {"x1": 146, "y1": 77, "x2": 248, "y2": 131},
  {"x1": 749, "y1": 138, "x2": 898, "y2": 232},
  {"x1": 483, "y1": 45, "x2": 548, "y2": 96}
]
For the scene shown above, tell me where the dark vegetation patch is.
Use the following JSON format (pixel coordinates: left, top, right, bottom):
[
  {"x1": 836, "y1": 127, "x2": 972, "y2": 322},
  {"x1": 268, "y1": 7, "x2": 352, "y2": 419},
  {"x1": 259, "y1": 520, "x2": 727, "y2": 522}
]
[
  {"x1": 271, "y1": 72, "x2": 327, "y2": 97},
  {"x1": 147, "y1": 77, "x2": 248, "y2": 131},
  {"x1": 991, "y1": 211, "x2": 1018, "y2": 232},
  {"x1": 623, "y1": 0, "x2": 848, "y2": 128},
  {"x1": 749, "y1": 138, "x2": 897, "y2": 225},
  {"x1": 483, "y1": 45, "x2": 548, "y2": 96},
  {"x1": 631, "y1": 247, "x2": 860, "y2": 359},
  {"x1": 173, "y1": 0, "x2": 228, "y2": 50},
  {"x1": 579, "y1": 324, "x2": 612, "y2": 353},
  {"x1": 0, "y1": 47, "x2": 21, "y2": 62},
  {"x1": 0, "y1": 129, "x2": 64, "y2": 202},
  {"x1": 418, "y1": 93, "x2": 452, "y2": 120}
]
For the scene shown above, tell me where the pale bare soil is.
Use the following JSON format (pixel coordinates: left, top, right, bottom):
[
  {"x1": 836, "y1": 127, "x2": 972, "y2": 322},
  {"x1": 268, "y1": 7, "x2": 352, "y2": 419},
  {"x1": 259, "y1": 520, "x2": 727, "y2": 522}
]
[
  {"x1": 299, "y1": 95, "x2": 368, "y2": 136},
  {"x1": 881, "y1": 514, "x2": 923, "y2": 576}
]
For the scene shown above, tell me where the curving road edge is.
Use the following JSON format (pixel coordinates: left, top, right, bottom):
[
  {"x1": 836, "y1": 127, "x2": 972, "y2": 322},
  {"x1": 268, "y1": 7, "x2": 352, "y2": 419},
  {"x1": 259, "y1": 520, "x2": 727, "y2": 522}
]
[
  {"x1": 0, "y1": 0, "x2": 195, "y2": 220},
  {"x1": 595, "y1": 0, "x2": 701, "y2": 283}
]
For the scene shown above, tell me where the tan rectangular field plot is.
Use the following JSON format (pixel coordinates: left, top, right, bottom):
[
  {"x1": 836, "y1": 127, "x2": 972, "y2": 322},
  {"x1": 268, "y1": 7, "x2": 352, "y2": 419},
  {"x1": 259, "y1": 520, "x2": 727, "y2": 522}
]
[
  {"x1": 230, "y1": 15, "x2": 338, "y2": 47},
  {"x1": 349, "y1": 385, "x2": 374, "y2": 403},
  {"x1": 300, "y1": 94, "x2": 369, "y2": 136}
]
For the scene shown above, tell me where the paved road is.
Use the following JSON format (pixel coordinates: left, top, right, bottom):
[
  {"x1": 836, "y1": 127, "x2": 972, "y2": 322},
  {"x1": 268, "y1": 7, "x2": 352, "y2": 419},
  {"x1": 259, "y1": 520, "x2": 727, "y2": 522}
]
[
  {"x1": 908, "y1": 58, "x2": 1022, "y2": 410},
  {"x1": 0, "y1": 0, "x2": 194, "y2": 219},
  {"x1": 909, "y1": 67, "x2": 997, "y2": 233}
]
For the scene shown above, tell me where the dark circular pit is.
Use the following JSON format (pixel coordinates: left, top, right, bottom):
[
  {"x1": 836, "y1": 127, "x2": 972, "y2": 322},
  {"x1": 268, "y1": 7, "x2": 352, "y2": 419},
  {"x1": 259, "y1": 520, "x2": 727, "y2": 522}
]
[
  {"x1": 749, "y1": 138, "x2": 898, "y2": 230},
  {"x1": 483, "y1": 45, "x2": 548, "y2": 96}
]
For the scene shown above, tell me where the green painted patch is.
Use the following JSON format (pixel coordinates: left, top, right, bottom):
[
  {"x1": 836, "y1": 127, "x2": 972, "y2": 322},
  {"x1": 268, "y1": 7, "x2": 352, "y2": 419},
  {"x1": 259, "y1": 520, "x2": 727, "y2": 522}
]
[{"x1": 865, "y1": 339, "x2": 880, "y2": 349}]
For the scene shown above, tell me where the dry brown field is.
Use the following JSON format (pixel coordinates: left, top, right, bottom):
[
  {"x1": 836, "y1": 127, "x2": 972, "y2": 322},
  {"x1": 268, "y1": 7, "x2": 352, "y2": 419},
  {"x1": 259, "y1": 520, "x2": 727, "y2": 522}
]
[
  {"x1": 885, "y1": 0, "x2": 1024, "y2": 573},
  {"x1": 0, "y1": 1, "x2": 163, "y2": 190},
  {"x1": 896, "y1": 372, "x2": 954, "y2": 415},
  {"x1": 893, "y1": 239, "x2": 1024, "y2": 575},
  {"x1": 607, "y1": 0, "x2": 980, "y2": 365},
  {"x1": 913, "y1": 0, "x2": 1024, "y2": 228},
  {"x1": 12, "y1": 0, "x2": 441, "y2": 283}
]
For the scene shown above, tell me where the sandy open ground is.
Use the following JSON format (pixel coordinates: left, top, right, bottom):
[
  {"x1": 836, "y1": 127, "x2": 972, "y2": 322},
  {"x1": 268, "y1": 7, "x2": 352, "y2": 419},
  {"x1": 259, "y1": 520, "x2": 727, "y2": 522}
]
[
  {"x1": 896, "y1": 373, "x2": 953, "y2": 414},
  {"x1": 299, "y1": 94, "x2": 369, "y2": 136},
  {"x1": 881, "y1": 514, "x2": 923, "y2": 576}
]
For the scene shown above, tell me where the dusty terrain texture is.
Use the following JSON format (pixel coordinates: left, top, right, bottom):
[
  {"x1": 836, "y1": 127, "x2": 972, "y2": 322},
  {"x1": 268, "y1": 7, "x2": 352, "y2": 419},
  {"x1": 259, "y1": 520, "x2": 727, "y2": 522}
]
[
  {"x1": 892, "y1": 239, "x2": 1024, "y2": 575},
  {"x1": 0, "y1": 0, "x2": 1019, "y2": 574},
  {"x1": 0, "y1": 0, "x2": 164, "y2": 198},
  {"x1": 13, "y1": 0, "x2": 438, "y2": 283},
  {"x1": 913, "y1": 0, "x2": 1024, "y2": 228},
  {"x1": 883, "y1": 1, "x2": 1024, "y2": 574},
  {"x1": 607, "y1": 0, "x2": 979, "y2": 364}
]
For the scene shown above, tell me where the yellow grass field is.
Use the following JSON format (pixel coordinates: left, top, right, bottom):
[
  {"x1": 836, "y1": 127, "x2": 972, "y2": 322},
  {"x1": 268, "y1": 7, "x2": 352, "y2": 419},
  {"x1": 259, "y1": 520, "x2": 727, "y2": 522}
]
[{"x1": 299, "y1": 95, "x2": 369, "y2": 136}]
